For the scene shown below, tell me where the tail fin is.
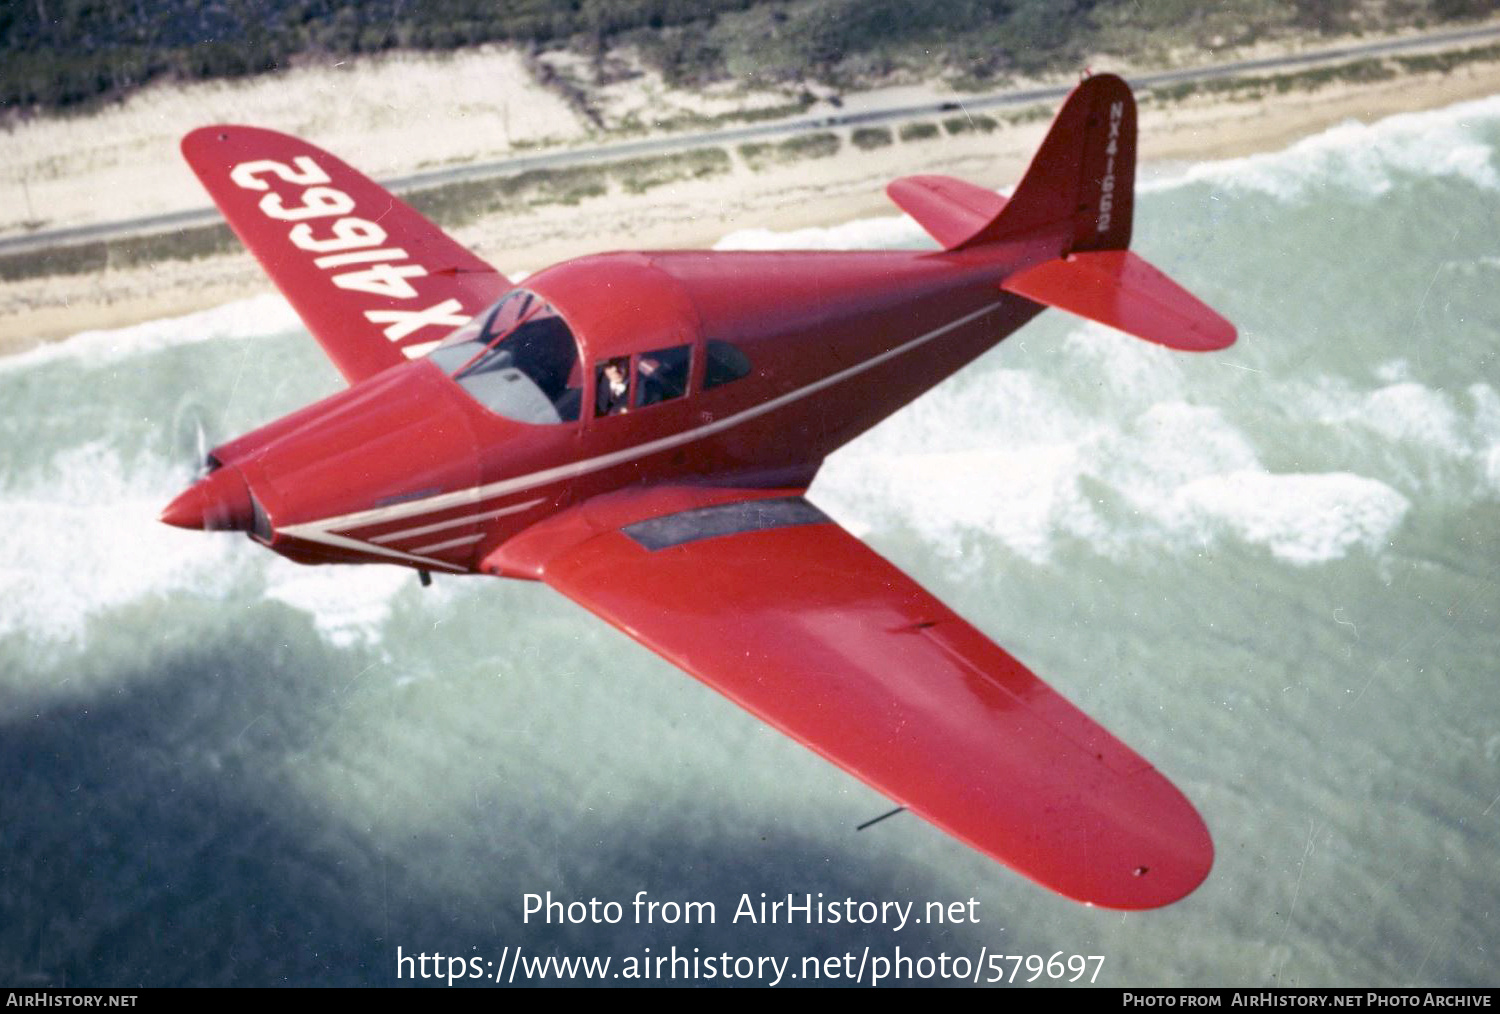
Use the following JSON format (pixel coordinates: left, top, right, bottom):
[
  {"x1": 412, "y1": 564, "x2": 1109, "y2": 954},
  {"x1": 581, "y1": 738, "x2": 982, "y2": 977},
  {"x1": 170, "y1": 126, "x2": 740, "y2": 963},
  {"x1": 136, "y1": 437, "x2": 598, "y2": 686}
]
[
  {"x1": 889, "y1": 73, "x2": 1135, "y2": 255},
  {"x1": 889, "y1": 73, "x2": 1234, "y2": 352},
  {"x1": 963, "y1": 72, "x2": 1135, "y2": 253}
]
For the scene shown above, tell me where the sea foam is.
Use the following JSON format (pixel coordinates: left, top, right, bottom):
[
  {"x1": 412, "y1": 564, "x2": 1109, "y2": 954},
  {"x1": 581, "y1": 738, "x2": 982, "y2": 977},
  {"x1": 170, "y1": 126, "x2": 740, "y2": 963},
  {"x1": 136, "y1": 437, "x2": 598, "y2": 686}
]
[
  {"x1": 1166, "y1": 93, "x2": 1500, "y2": 200},
  {"x1": 716, "y1": 212, "x2": 931, "y2": 252},
  {"x1": 0, "y1": 443, "x2": 247, "y2": 645},
  {"x1": 14, "y1": 92, "x2": 1500, "y2": 649},
  {"x1": 0, "y1": 293, "x2": 301, "y2": 376}
]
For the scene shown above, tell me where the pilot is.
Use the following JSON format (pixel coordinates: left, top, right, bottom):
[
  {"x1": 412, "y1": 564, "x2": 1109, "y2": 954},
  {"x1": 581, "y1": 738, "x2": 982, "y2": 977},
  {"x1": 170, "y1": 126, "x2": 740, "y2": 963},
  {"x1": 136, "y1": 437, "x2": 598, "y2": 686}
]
[{"x1": 595, "y1": 358, "x2": 630, "y2": 416}]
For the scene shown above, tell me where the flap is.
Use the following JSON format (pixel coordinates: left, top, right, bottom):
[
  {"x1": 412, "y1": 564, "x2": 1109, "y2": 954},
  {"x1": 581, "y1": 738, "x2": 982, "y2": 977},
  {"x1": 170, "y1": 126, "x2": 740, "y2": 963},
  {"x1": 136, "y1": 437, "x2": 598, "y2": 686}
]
[
  {"x1": 507, "y1": 488, "x2": 1214, "y2": 909},
  {"x1": 183, "y1": 125, "x2": 511, "y2": 383}
]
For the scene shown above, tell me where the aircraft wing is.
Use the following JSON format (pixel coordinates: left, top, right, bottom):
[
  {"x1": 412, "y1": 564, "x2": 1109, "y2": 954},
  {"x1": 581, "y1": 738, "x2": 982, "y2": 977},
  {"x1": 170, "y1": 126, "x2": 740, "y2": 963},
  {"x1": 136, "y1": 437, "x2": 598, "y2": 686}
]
[
  {"x1": 488, "y1": 488, "x2": 1213, "y2": 909},
  {"x1": 182, "y1": 125, "x2": 511, "y2": 383}
]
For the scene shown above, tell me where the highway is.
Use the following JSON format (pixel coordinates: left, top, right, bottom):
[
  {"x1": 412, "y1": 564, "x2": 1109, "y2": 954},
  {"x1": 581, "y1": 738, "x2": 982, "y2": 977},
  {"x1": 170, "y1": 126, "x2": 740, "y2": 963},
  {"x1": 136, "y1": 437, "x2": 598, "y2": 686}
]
[{"x1": 3, "y1": 19, "x2": 1498, "y2": 259}]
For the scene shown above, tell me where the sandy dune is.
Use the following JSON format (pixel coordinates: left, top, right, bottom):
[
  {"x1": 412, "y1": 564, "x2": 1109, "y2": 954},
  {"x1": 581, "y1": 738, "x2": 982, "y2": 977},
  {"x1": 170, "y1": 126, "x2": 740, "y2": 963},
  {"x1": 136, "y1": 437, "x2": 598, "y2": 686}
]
[{"x1": 2, "y1": 34, "x2": 1499, "y2": 355}]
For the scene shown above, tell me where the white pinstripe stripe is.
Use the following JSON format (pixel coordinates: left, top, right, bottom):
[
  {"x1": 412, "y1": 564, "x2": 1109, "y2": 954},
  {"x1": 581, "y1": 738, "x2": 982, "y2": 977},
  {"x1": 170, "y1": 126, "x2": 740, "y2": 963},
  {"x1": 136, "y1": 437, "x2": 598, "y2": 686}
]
[
  {"x1": 278, "y1": 300, "x2": 1004, "y2": 560},
  {"x1": 286, "y1": 526, "x2": 468, "y2": 571},
  {"x1": 370, "y1": 497, "x2": 545, "y2": 544},
  {"x1": 411, "y1": 533, "x2": 486, "y2": 555}
]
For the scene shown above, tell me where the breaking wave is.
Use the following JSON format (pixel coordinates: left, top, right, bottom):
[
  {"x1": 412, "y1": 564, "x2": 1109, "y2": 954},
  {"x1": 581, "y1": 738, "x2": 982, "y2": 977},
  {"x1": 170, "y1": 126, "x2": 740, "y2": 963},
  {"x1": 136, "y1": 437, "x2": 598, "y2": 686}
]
[
  {"x1": 1156, "y1": 93, "x2": 1500, "y2": 200},
  {"x1": 8, "y1": 92, "x2": 1500, "y2": 646}
]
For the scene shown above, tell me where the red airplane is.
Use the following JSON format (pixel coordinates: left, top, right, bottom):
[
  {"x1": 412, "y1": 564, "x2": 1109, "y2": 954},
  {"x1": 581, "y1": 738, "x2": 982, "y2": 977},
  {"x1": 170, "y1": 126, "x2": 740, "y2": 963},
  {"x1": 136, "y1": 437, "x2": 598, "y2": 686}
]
[{"x1": 162, "y1": 73, "x2": 1233, "y2": 910}]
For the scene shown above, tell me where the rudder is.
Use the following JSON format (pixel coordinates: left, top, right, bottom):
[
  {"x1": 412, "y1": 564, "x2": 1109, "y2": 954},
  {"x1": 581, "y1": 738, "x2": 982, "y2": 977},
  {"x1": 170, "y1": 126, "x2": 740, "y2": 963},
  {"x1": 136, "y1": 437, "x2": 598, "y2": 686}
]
[
  {"x1": 958, "y1": 73, "x2": 1136, "y2": 254},
  {"x1": 889, "y1": 73, "x2": 1233, "y2": 352}
]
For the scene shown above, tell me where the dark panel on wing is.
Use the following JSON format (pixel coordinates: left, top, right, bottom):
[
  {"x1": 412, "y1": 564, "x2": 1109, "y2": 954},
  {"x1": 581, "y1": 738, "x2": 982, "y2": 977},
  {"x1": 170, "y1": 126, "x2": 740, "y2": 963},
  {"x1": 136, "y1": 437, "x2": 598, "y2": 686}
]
[{"x1": 623, "y1": 497, "x2": 829, "y2": 550}]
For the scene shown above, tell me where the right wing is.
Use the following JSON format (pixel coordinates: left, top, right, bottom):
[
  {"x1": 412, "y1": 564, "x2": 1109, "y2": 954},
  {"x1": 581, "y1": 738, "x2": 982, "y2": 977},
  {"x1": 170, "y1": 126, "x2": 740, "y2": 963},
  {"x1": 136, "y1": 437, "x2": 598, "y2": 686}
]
[
  {"x1": 491, "y1": 487, "x2": 1213, "y2": 909},
  {"x1": 182, "y1": 125, "x2": 511, "y2": 383}
]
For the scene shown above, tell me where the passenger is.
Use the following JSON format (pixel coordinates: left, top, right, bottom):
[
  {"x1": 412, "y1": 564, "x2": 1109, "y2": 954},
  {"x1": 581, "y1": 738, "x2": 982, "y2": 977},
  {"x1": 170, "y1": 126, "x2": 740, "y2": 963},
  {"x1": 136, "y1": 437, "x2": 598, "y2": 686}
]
[{"x1": 635, "y1": 356, "x2": 662, "y2": 406}]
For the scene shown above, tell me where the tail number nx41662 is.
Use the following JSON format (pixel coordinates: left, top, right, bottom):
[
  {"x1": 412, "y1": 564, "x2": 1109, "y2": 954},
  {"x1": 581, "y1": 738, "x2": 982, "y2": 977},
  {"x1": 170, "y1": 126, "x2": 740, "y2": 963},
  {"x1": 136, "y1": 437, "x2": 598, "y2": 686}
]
[{"x1": 1096, "y1": 101, "x2": 1124, "y2": 234}]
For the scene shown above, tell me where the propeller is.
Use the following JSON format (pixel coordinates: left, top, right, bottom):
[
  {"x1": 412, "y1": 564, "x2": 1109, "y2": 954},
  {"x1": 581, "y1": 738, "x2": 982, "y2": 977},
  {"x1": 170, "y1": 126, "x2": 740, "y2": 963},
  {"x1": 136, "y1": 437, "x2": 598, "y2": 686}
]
[
  {"x1": 163, "y1": 400, "x2": 252, "y2": 531},
  {"x1": 170, "y1": 400, "x2": 219, "y2": 479}
]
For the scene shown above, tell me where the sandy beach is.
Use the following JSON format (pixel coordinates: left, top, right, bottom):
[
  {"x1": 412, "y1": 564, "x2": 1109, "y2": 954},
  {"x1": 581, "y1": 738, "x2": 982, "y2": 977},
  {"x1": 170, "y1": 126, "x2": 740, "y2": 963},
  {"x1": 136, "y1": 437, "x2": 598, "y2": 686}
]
[{"x1": 3, "y1": 26, "x2": 1499, "y2": 355}]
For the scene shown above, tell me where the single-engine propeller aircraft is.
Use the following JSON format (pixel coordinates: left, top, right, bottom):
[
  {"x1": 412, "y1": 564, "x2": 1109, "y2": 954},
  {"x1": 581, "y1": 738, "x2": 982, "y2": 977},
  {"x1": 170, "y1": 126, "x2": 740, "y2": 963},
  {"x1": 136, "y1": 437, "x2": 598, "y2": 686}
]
[{"x1": 162, "y1": 73, "x2": 1233, "y2": 909}]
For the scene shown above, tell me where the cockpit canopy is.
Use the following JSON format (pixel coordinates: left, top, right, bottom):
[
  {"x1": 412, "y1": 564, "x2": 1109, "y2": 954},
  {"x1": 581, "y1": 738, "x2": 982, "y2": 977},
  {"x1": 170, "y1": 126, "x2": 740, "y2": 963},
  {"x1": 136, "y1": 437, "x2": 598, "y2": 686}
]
[{"x1": 429, "y1": 289, "x2": 582, "y2": 424}]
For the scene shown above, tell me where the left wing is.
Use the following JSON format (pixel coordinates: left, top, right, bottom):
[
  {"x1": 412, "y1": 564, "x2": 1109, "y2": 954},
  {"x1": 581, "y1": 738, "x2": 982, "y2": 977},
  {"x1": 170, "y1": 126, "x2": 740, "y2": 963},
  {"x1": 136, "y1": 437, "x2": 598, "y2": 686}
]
[
  {"x1": 486, "y1": 488, "x2": 1213, "y2": 909},
  {"x1": 183, "y1": 125, "x2": 510, "y2": 383}
]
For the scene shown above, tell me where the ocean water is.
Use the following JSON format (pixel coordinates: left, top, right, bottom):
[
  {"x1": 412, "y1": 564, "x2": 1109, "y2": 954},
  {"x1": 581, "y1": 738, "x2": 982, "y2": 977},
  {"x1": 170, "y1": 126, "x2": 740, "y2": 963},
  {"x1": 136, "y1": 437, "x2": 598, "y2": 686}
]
[{"x1": 1, "y1": 95, "x2": 1498, "y2": 987}]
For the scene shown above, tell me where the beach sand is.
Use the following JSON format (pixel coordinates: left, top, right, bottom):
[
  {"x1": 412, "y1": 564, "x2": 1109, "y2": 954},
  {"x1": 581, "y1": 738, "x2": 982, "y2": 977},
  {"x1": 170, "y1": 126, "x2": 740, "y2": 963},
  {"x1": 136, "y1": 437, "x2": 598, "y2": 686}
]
[{"x1": 2, "y1": 33, "x2": 1499, "y2": 356}]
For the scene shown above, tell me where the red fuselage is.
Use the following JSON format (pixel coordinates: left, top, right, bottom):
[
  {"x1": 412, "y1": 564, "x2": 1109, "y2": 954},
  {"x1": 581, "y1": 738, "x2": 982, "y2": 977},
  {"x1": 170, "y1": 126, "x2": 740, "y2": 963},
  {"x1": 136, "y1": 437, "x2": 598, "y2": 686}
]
[{"x1": 175, "y1": 241, "x2": 1056, "y2": 576}]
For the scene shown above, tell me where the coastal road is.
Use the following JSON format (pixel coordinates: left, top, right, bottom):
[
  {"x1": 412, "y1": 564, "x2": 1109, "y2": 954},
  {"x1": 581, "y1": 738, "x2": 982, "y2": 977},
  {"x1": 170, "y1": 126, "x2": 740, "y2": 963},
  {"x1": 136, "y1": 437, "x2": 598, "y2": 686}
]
[{"x1": 5, "y1": 19, "x2": 1499, "y2": 259}]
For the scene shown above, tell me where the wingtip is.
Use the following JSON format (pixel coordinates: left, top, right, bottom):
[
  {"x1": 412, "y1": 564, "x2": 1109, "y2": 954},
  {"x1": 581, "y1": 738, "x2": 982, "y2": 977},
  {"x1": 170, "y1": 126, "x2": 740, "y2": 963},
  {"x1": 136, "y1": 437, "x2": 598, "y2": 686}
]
[
  {"x1": 1077, "y1": 785, "x2": 1215, "y2": 911},
  {"x1": 180, "y1": 124, "x2": 236, "y2": 156}
]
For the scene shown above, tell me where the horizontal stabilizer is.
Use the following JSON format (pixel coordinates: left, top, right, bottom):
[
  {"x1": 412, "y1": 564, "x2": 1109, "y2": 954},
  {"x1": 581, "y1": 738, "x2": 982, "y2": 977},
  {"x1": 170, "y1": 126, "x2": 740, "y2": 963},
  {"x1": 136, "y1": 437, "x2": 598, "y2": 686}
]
[
  {"x1": 887, "y1": 174, "x2": 1007, "y2": 250},
  {"x1": 1002, "y1": 250, "x2": 1236, "y2": 352}
]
